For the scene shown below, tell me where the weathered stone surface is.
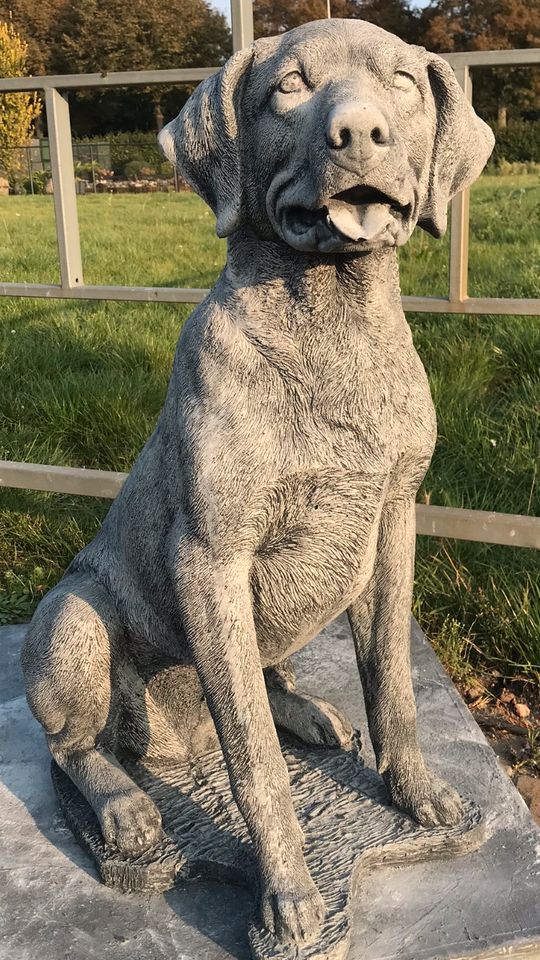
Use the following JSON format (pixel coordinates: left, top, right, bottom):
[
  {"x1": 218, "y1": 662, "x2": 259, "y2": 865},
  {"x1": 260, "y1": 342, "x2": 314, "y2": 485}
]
[
  {"x1": 52, "y1": 734, "x2": 484, "y2": 960},
  {"x1": 22, "y1": 26, "x2": 497, "y2": 951},
  {"x1": 2, "y1": 617, "x2": 540, "y2": 960}
]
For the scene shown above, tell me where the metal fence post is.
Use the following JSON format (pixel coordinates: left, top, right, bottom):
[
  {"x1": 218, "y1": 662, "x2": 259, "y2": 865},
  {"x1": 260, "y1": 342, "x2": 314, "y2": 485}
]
[
  {"x1": 449, "y1": 64, "x2": 472, "y2": 306},
  {"x1": 231, "y1": 0, "x2": 254, "y2": 51},
  {"x1": 26, "y1": 147, "x2": 34, "y2": 196},
  {"x1": 45, "y1": 87, "x2": 84, "y2": 288},
  {"x1": 89, "y1": 142, "x2": 97, "y2": 193}
]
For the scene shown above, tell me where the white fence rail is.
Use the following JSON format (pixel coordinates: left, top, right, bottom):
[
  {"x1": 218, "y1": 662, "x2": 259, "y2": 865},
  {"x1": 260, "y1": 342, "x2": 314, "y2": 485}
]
[{"x1": 0, "y1": 4, "x2": 538, "y2": 547}]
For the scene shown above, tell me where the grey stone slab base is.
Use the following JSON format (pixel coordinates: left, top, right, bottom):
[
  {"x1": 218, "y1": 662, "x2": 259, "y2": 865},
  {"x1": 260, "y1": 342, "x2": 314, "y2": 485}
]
[
  {"x1": 3, "y1": 618, "x2": 540, "y2": 960},
  {"x1": 52, "y1": 735, "x2": 485, "y2": 960}
]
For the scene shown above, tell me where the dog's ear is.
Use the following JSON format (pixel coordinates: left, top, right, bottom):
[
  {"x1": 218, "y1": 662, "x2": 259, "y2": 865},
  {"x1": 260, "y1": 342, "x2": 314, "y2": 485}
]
[
  {"x1": 417, "y1": 54, "x2": 494, "y2": 238},
  {"x1": 158, "y1": 46, "x2": 255, "y2": 238}
]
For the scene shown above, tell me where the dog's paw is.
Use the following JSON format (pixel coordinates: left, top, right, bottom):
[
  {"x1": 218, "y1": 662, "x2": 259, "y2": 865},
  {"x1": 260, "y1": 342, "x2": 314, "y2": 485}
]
[
  {"x1": 99, "y1": 788, "x2": 163, "y2": 854},
  {"x1": 271, "y1": 689, "x2": 354, "y2": 750},
  {"x1": 260, "y1": 874, "x2": 325, "y2": 945},
  {"x1": 302, "y1": 696, "x2": 355, "y2": 749},
  {"x1": 385, "y1": 763, "x2": 463, "y2": 828}
]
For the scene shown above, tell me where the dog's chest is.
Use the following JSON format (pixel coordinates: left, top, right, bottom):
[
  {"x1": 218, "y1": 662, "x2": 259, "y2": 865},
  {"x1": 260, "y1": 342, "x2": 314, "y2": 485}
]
[
  {"x1": 252, "y1": 468, "x2": 385, "y2": 659},
  {"x1": 248, "y1": 323, "x2": 435, "y2": 657},
  {"x1": 278, "y1": 318, "x2": 436, "y2": 482}
]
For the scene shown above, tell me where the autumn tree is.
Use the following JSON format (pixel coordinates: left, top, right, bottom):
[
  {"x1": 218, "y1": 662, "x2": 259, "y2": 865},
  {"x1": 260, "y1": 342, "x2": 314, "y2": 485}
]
[
  {"x1": 0, "y1": 19, "x2": 41, "y2": 185},
  {"x1": 420, "y1": 0, "x2": 540, "y2": 126},
  {"x1": 254, "y1": 0, "x2": 356, "y2": 36},
  {"x1": 1, "y1": 0, "x2": 231, "y2": 134},
  {"x1": 50, "y1": 0, "x2": 230, "y2": 131},
  {"x1": 0, "y1": 0, "x2": 67, "y2": 74},
  {"x1": 352, "y1": 0, "x2": 420, "y2": 43},
  {"x1": 253, "y1": 0, "x2": 419, "y2": 42}
]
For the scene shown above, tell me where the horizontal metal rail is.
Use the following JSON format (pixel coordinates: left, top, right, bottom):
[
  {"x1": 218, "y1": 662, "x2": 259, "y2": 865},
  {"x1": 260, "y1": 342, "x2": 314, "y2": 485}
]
[
  {"x1": 402, "y1": 296, "x2": 540, "y2": 316},
  {"x1": 0, "y1": 282, "x2": 208, "y2": 303},
  {"x1": 0, "y1": 283, "x2": 537, "y2": 314},
  {"x1": 0, "y1": 67, "x2": 219, "y2": 92},
  {"x1": 0, "y1": 49, "x2": 537, "y2": 93},
  {"x1": 444, "y1": 48, "x2": 540, "y2": 67},
  {"x1": 1, "y1": 459, "x2": 539, "y2": 549}
]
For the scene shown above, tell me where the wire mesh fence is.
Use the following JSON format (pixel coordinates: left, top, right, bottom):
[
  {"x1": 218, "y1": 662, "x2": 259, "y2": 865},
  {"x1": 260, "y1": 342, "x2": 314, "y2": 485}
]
[{"x1": 2, "y1": 138, "x2": 183, "y2": 195}]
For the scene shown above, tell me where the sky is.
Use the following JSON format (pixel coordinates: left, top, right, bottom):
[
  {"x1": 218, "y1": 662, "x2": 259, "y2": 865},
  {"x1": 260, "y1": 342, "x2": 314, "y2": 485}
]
[{"x1": 210, "y1": 0, "x2": 431, "y2": 21}]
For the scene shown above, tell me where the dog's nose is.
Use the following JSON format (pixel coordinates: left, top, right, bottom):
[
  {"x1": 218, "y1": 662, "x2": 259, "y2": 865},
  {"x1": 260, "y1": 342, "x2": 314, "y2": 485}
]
[{"x1": 325, "y1": 101, "x2": 391, "y2": 161}]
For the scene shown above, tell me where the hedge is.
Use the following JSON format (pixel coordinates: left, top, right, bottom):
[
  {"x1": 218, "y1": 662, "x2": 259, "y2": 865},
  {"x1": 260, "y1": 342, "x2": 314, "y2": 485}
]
[
  {"x1": 489, "y1": 121, "x2": 540, "y2": 166},
  {"x1": 73, "y1": 131, "x2": 162, "y2": 178},
  {"x1": 73, "y1": 122, "x2": 539, "y2": 177}
]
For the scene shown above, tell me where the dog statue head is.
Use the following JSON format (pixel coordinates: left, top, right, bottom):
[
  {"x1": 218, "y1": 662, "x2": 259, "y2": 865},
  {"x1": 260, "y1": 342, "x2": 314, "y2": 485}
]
[{"x1": 159, "y1": 19, "x2": 494, "y2": 255}]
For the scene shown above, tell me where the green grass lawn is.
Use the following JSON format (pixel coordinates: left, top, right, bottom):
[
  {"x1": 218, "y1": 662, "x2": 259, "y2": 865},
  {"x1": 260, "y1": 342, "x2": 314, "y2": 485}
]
[{"x1": 0, "y1": 175, "x2": 539, "y2": 681}]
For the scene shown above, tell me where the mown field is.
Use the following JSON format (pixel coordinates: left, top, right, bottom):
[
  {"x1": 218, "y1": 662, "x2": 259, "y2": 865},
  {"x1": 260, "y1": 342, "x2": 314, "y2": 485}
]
[{"x1": 0, "y1": 174, "x2": 539, "y2": 682}]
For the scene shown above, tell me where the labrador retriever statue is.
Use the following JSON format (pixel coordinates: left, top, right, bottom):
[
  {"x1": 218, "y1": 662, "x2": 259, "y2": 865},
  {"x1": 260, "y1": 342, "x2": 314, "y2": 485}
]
[{"x1": 22, "y1": 18, "x2": 494, "y2": 948}]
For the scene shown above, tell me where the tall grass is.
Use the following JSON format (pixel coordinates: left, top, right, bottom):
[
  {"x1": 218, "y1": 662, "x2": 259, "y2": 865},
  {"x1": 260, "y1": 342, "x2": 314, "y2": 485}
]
[{"x1": 0, "y1": 175, "x2": 539, "y2": 679}]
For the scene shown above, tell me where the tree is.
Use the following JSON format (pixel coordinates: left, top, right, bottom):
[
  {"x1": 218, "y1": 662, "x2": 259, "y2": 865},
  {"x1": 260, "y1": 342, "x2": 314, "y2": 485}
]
[
  {"x1": 0, "y1": 19, "x2": 41, "y2": 185},
  {"x1": 0, "y1": 0, "x2": 231, "y2": 134},
  {"x1": 253, "y1": 0, "x2": 419, "y2": 42},
  {"x1": 254, "y1": 0, "x2": 357, "y2": 35},
  {"x1": 0, "y1": 0, "x2": 66, "y2": 74},
  {"x1": 352, "y1": 0, "x2": 420, "y2": 43},
  {"x1": 50, "y1": 0, "x2": 231, "y2": 130},
  {"x1": 419, "y1": 0, "x2": 540, "y2": 126}
]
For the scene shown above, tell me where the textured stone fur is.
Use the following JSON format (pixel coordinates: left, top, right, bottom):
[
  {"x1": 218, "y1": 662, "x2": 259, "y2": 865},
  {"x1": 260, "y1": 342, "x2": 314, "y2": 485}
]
[{"x1": 21, "y1": 19, "x2": 493, "y2": 948}]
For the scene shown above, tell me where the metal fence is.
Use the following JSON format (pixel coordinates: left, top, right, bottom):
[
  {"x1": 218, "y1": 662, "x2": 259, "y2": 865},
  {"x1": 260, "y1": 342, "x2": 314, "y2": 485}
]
[{"x1": 0, "y1": 1, "x2": 539, "y2": 549}]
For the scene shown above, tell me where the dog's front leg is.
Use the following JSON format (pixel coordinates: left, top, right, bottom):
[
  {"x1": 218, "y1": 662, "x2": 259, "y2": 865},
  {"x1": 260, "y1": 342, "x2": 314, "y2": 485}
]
[
  {"x1": 174, "y1": 541, "x2": 325, "y2": 945},
  {"x1": 348, "y1": 498, "x2": 463, "y2": 827}
]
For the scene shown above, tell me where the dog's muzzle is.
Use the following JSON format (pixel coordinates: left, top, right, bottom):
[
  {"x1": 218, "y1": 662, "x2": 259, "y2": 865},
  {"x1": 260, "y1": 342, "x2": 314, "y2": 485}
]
[{"x1": 280, "y1": 184, "x2": 412, "y2": 253}]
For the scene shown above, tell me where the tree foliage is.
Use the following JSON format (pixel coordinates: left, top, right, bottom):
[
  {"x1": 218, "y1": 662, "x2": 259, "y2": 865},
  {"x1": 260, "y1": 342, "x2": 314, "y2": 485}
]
[
  {"x1": 0, "y1": 0, "x2": 65, "y2": 74},
  {"x1": 0, "y1": 19, "x2": 41, "y2": 184},
  {"x1": 51, "y1": 0, "x2": 231, "y2": 130},
  {"x1": 253, "y1": 0, "x2": 418, "y2": 42},
  {"x1": 1, "y1": 0, "x2": 231, "y2": 134},
  {"x1": 420, "y1": 0, "x2": 540, "y2": 125},
  {"x1": 50, "y1": 0, "x2": 230, "y2": 73},
  {"x1": 254, "y1": 0, "x2": 356, "y2": 35}
]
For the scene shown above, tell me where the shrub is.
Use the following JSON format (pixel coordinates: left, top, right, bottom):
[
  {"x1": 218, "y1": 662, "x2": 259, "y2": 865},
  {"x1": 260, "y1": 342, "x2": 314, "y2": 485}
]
[
  {"x1": 490, "y1": 160, "x2": 540, "y2": 176},
  {"x1": 489, "y1": 121, "x2": 540, "y2": 166},
  {"x1": 21, "y1": 168, "x2": 51, "y2": 194},
  {"x1": 0, "y1": 20, "x2": 41, "y2": 188},
  {"x1": 74, "y1": 160, "x2": 112, "y2": 181},
  {"x1": 74, "y1": 160, "x2": 96, "y2": 181},
  {"x1": 73, "y1": 133, "x2": 162, "y2": 177},
  {"x1": 124, "y1": 158, "x2": 157, "y2": 179}
]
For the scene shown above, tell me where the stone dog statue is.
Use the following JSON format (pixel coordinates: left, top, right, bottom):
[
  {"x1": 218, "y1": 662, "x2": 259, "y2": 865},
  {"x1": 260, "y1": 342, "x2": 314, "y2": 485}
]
[{"x1": 22, "y1": 18, "x2": 493, "y2": 949}]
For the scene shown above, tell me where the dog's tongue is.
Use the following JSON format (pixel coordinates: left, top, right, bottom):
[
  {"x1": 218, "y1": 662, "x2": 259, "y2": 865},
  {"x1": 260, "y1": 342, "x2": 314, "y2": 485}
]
[{"x1": 325, "y1": 199, "x2": 392, "y2": 241}]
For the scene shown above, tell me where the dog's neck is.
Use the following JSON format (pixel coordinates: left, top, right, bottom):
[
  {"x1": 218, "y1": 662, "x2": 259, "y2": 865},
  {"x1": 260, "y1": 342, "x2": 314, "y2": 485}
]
[{"x1": 224, "y1": 229, "x2": 403, "y2": 328}]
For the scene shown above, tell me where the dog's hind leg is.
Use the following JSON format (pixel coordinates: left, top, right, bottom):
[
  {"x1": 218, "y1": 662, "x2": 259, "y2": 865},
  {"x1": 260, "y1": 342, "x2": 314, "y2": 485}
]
[
  {"x1": 21, "y1": 573, "x2": 163, "y2": 854},
  {"x1": 265, "y1": 660, "x2": 354, "y2": 749}
]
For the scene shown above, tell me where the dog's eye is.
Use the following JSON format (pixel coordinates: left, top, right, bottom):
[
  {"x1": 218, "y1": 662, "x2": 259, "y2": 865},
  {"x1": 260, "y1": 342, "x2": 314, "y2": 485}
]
[
  {"x1": 277, "y1": 71, "x2": 305, "y2": 94},
  {"x1": 393, "y1": 71, "x2": 416, "y2": 91}
]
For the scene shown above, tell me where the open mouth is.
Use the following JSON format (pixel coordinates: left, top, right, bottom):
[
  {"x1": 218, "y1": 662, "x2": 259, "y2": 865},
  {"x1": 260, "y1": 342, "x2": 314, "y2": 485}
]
[{"x1": 282, "y1": 185, "x2": 411, "y2": 252}]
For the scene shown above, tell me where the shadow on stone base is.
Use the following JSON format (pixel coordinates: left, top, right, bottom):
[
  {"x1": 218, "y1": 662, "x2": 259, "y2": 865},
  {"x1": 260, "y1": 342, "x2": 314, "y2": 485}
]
[{"x1": 52, "y1": 736, "x2": 485, "y2": 960}]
